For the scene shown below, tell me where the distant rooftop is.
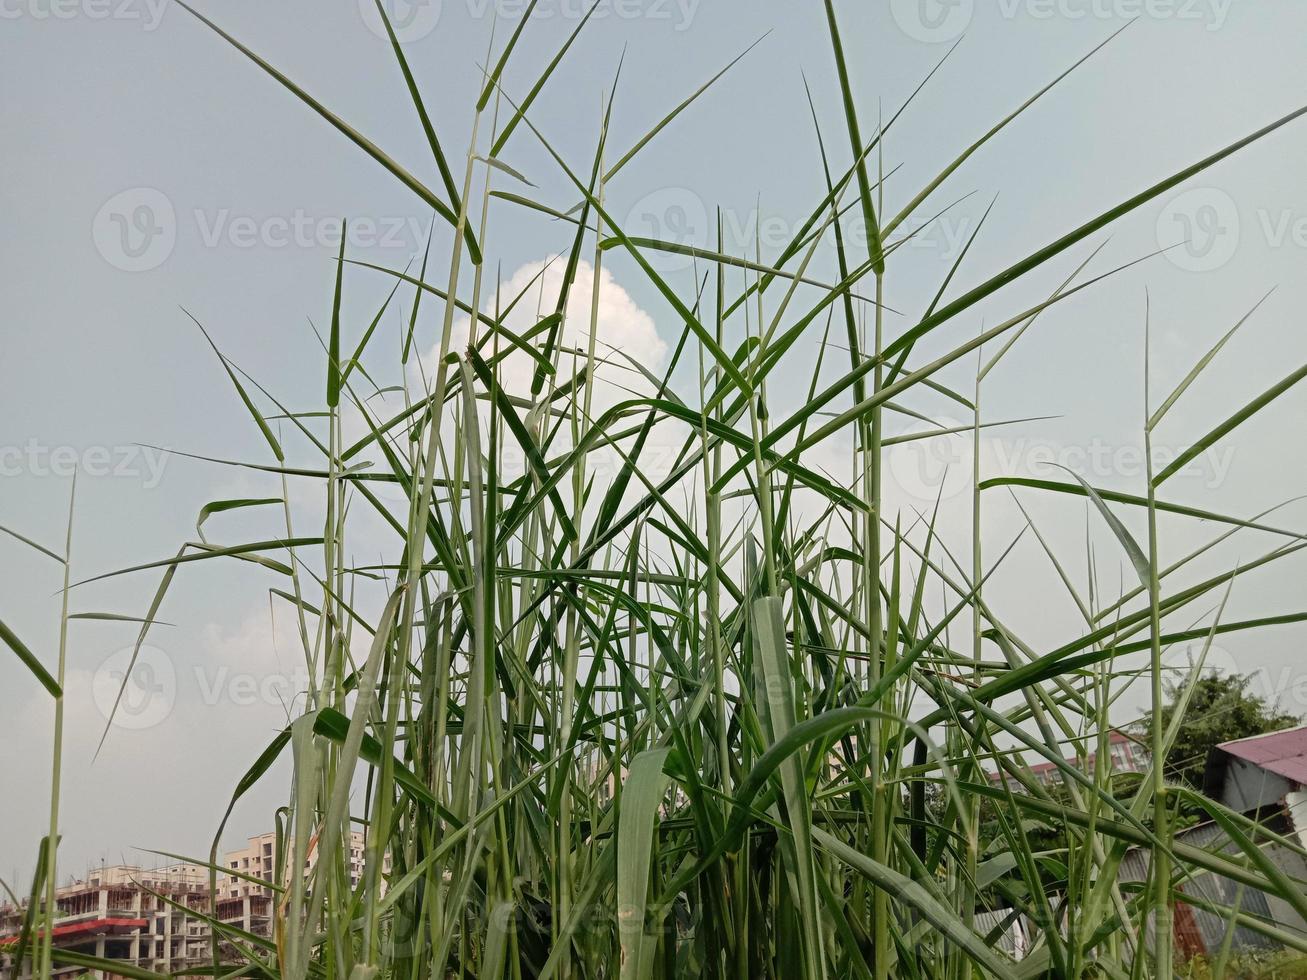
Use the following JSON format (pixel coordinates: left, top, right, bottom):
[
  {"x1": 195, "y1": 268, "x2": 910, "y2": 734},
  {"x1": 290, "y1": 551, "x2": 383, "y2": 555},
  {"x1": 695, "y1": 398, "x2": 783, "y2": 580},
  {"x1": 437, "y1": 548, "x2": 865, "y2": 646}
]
[
  {"x1": 1216, "y1": 723, "x2": 1307, "y2": 786},
  {"x1": 986, "y1": 729, "x2": 1147, "y2": 788}
]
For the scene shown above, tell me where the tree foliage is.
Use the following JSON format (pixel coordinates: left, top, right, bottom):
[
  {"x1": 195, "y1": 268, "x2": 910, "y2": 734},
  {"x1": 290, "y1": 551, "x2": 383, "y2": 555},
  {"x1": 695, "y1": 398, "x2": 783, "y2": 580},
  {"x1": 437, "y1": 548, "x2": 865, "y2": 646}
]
[{"x1": 1139, "y1": 670, "x2": 1298, "y2": 791}]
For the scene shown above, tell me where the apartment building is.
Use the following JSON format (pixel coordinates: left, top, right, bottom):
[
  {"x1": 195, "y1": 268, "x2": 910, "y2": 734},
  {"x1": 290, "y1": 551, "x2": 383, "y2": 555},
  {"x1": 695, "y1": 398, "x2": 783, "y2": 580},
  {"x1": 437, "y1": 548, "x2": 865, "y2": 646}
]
[
  {"x1": 1, "y1": 829, "x2": 385, "y2": 980},
  {"x1": 221, "y1": 829, "x2": 379, "y2": 898},
  {"x1": 0, "y1": 863, "x2": 209, "y2": 980}
]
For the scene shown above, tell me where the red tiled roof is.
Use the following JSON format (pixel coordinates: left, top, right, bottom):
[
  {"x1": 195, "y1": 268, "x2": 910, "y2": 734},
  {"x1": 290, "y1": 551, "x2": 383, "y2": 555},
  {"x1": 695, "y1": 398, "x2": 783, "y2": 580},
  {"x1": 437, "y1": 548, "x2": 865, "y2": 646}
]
[
  {"x1": 1218, "y1": 724, "x2": 1307, "y2": 786},
  {"x1": 0, "y1": 917, "x2": 147, "y2": 946}
]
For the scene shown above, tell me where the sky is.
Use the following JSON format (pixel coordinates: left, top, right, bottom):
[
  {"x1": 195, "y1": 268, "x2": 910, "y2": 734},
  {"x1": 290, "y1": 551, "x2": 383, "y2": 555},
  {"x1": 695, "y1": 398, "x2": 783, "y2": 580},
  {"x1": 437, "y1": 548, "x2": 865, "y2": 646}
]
[{"x1": 5, "y1": 0, "x2": 1307, "y2": 888}]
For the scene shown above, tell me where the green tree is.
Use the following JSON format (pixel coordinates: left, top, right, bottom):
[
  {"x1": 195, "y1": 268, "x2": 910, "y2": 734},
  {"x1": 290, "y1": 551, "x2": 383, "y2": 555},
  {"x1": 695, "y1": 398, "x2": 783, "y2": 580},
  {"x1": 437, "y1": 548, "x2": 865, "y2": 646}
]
[{"x1": 1138, "y1": 670, "x2": 1298, "y2": 791}]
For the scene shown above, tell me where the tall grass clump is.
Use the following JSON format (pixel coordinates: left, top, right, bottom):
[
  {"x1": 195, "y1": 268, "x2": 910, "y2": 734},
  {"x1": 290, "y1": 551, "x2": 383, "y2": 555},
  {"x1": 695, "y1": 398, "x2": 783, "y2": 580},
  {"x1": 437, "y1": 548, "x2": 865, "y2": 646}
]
[{"x1": 8, "y1": 3, "x2": 1307, "y2": 978}]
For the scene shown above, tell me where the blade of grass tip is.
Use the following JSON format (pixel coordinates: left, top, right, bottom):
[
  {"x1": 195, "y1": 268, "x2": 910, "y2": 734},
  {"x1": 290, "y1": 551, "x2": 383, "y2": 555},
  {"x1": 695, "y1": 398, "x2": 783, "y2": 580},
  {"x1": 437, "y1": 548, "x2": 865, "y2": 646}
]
[
  {"x1": 491, "y1": 188, "x2": 589, "y2": 225},
  {"x1": 40, "y1": 472, "x2": 75, "y2": 980},
  {"x1": 476, "y1": 0, "x2": 540, "y2": 110},
  {"x1": 478, "y1": 155, "x2": 536, "y2": 186},
  {"x1": 1148, "y1": 288, "x2": 1273, "y2": 431},
  {"x1": 882, "y1": 98, "x2": 1307, "y2": 365},
  {"x1": 12, "y1": 836, "x2": 51, "y2": 979},
  {"x1": 402, "y1": 220, "x2": 434, "y2": 364},
  {"x1": 530, "y1": 103, "x2": 608, "y2": 397},
  {"x1": 716, "y1": 37, "x2": 960, "y2": 327},
  {"x1": 1153, "y1": 357, "x2": 1307, "y2": 487},
  {"x1": 373, "y1": 0, "x2": 462, "y2": 210},
  {"x1": 805, "y1": 72, "x2": 866, "y2": 405},
  {"x1": 596, "y1": 235, "x2": 878, "y2": 303},
  {"x1": 186, "y1": 309, "x2": 285, "y2": 462},
  {"x1": 880, "y1": 415, "x2": 1058, "y2": 447},
  {"x1": 884, "y1": 23, "x2": 1130, "y2": 238},
  {"x1": 328, "y1": 222, "x2": 346, "y2": 407},
  {"x1": 342, "y1": 259, "x2": 408, "y2": 387},
  {"x1": 172, "y1": 0, "x2": 480, "y2": 264},
  {"x1": 979, "y1": 239, "x2": 1110, "y2": 382},
  {"x1": 91, "y1": 544, "x2": 186, "y2": 760},
  {"x1": 617, "y1": 747, "x2": 673, "y2": 980},
  {"x1": 885, "y1": 194, "x2": 998, "y2": 387},
  {"x1": 822, "y1": 0, "x2": 885, "y2": 272},
  {"x1": 505, "y1": 94, "x2": 752, "y2": 395},
  {"x1": 603, "y1": 32, "x2": 769, "y2": 182},
  {"x1": 489, "y1": 0, "x2": 601, "y2": 158}
]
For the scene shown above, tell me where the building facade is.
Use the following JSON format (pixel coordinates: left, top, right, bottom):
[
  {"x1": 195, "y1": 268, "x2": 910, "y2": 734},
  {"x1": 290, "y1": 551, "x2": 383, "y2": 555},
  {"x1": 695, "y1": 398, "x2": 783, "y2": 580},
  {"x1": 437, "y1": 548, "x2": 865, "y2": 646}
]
[
  {"x1": 0, "y1": 864, "x2": 209, "y2": 980},
  {"x1": 0, "y1": 829, "x2": 384, "y2": 980}
]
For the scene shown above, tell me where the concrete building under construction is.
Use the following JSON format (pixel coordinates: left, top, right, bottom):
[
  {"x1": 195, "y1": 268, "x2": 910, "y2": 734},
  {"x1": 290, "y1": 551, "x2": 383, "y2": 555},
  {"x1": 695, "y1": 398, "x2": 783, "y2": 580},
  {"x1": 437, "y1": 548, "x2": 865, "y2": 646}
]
[
  {"x1": 0, "y1": 863, "x2": 210, "y2": 980},
  {"x1": 0, "y1": 829, "x2": 381, "y2": 980}
]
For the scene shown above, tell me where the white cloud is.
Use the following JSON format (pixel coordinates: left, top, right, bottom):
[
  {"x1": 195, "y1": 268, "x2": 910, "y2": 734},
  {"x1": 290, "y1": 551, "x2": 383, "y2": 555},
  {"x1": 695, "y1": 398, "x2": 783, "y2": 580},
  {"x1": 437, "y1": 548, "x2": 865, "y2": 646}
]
[{"x1": 447, "y1": 257, "x2": 667, "y2": 406}]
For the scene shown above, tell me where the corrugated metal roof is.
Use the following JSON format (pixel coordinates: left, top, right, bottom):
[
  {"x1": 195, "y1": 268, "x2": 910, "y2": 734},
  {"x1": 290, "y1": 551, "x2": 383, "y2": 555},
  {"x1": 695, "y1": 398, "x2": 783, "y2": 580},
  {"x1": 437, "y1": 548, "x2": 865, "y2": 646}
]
[{"x1": 1218, "y1": 724, "x2": 1307, "y2": 785}]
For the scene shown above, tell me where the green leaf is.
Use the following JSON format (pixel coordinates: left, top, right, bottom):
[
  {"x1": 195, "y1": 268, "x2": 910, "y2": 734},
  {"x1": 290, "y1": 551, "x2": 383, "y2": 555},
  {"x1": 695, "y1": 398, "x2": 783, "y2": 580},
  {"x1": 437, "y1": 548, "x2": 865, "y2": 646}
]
[
  {"x1": 0, "y1": 615, "x2": 59, "y2": 698},
  {"x1": 617, "y1": 747, "x2": 673, "y2": 980},
  {"x1": 1149, "y1": 288, "x2": 1272, "y2": 430},
  {"x1": 173, "y1": 0, "x2": 481, "y2": 263},
  {"x1": 328, "y1": 221, "x2": 346, "y2": 407},
  {"x1": 813, "y1": 827, "x2": 1015, "y2": 977},
  {"x1": 1154, "y1": 358, "x2": 1307, "y2": 486}
]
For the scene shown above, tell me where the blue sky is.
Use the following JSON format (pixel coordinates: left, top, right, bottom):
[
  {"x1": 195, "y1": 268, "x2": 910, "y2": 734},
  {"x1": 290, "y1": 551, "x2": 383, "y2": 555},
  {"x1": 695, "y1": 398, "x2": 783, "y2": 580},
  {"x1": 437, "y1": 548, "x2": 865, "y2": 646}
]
[{"x1": 5, "y1": 0, "x2": 1307, "y2": 886}]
